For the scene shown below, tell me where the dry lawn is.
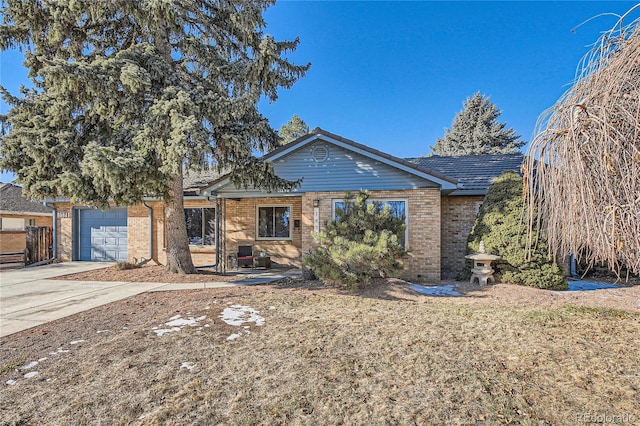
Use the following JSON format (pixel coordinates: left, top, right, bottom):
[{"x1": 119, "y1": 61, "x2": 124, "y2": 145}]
[{"x1": 1, "y1": 280, "x2": 639, "y2": 425}]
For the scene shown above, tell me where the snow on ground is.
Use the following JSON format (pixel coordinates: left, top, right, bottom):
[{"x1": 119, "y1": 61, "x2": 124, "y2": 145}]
[
  {"x1": 20, "y1": 361, "x2": 39, "y2": 370},
  {"x1": 220, "y1": 305, "x2": 265, "y2": 341},
  {"x1": 410, "y1": 280, "x2": 627, "y2": 297},
  {"x1": 567, "y1": 281, "x2": 621, "y2": 291},
  {"x1": 180, "y1": 362, "x2": 197, "y2": 371},
  {"x1": 152, "y1": 314, "x2": 207, "y2": 336},
  {"x1": 410, "y1": 284, "x2": 464, "y2": 297},
  {"x1": 220, "y1": 305, "x2": 265, "y2": 326},
  {"x1": 8, "y1": 345, "x2": 76, "y2": 386}
]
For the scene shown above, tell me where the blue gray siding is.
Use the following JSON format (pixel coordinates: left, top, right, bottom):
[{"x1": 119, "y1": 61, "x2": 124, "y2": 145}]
[{"x1": 215, "y1": 141, "x2": 439, "y2": 197}]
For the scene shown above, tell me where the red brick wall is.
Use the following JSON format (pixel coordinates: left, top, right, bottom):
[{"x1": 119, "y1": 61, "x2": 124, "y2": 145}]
[{"x1": 440, "y1": 195, "x2": 484, "y2": 278}]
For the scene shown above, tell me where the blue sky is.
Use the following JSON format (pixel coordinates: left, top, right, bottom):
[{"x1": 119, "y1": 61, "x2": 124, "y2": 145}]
[{"x1": 1, "y1": 1, "x2": 638, "y2": 183}]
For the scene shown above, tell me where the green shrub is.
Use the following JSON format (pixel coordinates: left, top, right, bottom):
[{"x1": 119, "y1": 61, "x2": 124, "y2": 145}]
[
  {"x1": 304, "y1": 191, "x2": 408, "y2": 289},
  {"x1": 459, "y1": 171, "x2": 567, "y2": 290}
]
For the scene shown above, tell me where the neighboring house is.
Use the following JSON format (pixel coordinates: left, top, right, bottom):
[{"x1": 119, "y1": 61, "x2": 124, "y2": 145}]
[
  {"x1": 52, "y1": 129, "x2": 523, "y2": 280},
  {"x1": 0, "y1": 183, "x2": 54, "y2": 254}
]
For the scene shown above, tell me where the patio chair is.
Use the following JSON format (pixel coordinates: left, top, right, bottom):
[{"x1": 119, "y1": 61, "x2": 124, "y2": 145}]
[{"x1": 237, "y1": 245, "x2": 254, "y2": 268}]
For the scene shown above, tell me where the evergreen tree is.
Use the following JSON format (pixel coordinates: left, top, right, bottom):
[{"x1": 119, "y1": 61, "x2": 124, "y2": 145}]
[
  {"x1": 304, "y1": 191, "x2": 408, "y2": 289},
  {"x1": 278, "y1": 114, "x2": 309, "y2": 145},
  {"x1": 432, "y1": 92, "x2": 524, "y2": 156},
  {"x1": 0, "y1": 0, "x2": 309, "y2": 273},
  {"x1": 459, "y1": 171, "x2": 566, "y2": 290}
]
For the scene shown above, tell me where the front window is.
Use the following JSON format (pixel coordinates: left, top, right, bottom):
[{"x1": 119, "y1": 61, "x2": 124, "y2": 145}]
[
  {"x1": 333, "y1": 199, "x2": 408, "y2": 247},
  {"x1": 257, "y1": 206, "x2": 291, "y2": 239},
  {"x1": 184, "y1": 208, "x2": 215, "y2": 245},
  {"x1": 0, "y1": 217, "x2": 29, "y2": 230}
]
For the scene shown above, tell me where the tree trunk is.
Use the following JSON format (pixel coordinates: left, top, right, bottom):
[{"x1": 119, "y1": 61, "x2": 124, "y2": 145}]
[{"x1": 165, "y1": 170, "x2": 197, "y2": 274}]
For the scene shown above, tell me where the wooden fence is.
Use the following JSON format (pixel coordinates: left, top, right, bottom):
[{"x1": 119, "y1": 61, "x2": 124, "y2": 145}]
[{"x1": 25, "y1": 226, "x2": 52, "y2": 265}]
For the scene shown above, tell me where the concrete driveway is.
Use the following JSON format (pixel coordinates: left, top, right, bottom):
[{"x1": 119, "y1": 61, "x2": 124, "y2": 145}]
[
  {"x1": 0, "y1": 262, "x2": 239, "y2": 338},
  {"x1": 0, "y1": 262, "x2": 300, "y2": 338}
]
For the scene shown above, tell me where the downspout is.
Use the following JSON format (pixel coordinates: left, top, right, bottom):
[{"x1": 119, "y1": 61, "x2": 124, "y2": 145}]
[
  {"x1": 26, "y1": 202, "x2": 57, "y2": 267},
  {"x1": 137, "y1": 201, "x2": 154, "y2": 266}
]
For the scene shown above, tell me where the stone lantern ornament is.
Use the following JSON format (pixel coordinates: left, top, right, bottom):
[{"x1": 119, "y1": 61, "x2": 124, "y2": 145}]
[{"x1": 465, "y1": 241, "x2": 500, "y2": 286}]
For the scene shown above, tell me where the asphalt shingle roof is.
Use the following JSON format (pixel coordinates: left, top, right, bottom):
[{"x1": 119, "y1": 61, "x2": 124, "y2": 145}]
[
  {"x1": 0, "y1": 183, "x2": 53, "y2": 214},
  {"x1": 406, "y1": 153, "x2": 524, "y2": 195},
  {"x1": 182, "y1": 170, "x2": 223, "y2": 196}
]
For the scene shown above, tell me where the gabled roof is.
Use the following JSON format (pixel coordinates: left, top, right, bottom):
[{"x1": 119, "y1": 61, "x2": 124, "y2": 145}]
[
  {"x1": 204, "y1": 128, "x2": 459, "y2": 195},
  {"x1": 406, "y1": 153, "x2": 524, "y2": 195},
  {"x1": 0, "y1": 183, "x2": 53, "y2": 215},
  {"x1": 268, "y1": 128, "x2": 458, "y2": 186}
]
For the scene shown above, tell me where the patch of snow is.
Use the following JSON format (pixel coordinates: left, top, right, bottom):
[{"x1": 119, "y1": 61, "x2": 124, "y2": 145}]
[
  {"x1": 165, "y1": 315, "x2": 207, "y2": 328},
  {"x1": 220, "y1": 305, "x2": 265, "y2": 326},
  {"x1": 153, "y1": 315, "x2": 208, "y2": 336},
  {"x1": 96, "y1": 330, "x2": 110, "y2": 334},
  {"x1": 567, "y1": 281, "x2": 620, "y2": 291},
  {"x1": 227, "y1": 333, "x2": 242, "y2": 341},
  {"x1": 69, "y1": 340, "x2": 84, "y2": 345},
  {"x1": 268, "y1": 306, "x2": 276, "y2": 310},
  {"x1": 181, "y1": 362, "x2": 197, "y2": 371},
  {"x1": 49, "y1": 348, "x2": 70, "y2": 355},
  {"x1": 38, "y1": 357, "x2": 48, "y2": 362},
  {"x1": 20, "y1": 361, "x2": 39, "y2": 370},
  {"x1": 6, "y1": 380, "x2": 16, "y2": 386},
  {"x1": 24, "y1": 371, "x2": 38, "y2": 379},
  {"x1": 153, "y1": 327, "x2": 182, "y2": 337},
  {"x1": 410, "y1": 284, "x2": 464, "y2": 297}
]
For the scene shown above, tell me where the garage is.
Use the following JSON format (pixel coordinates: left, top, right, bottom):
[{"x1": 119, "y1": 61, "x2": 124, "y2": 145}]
[{"x1": 78, "y1": 208, "x2": 128, "y2": 261}]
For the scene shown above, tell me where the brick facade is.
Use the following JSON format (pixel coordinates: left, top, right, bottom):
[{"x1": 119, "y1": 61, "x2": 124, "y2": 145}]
[
  {"x1": 0, "y1": 213, "x2": 52, "y2": 253},
  {"x1": 54, "y1": 189, "x2": 452, "y2": 282},
  {"x1": 223, "y1": 197, "x2": 303, "y2": 268},
  {"x1": 301, "y1": 189, "x2": 441, "y2": 282},
  {"x1": 440, "y1": 195, "x2": 484, "y2": 278}
]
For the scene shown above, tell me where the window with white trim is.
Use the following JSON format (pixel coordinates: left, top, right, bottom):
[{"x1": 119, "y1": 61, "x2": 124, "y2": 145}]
[
  {"x1": 184, "y1": 208, "x2": 215, "y2": 245},
  {"x1": 333, "y1": 199, "x2": 408, "y2": 247},
  {"x1": 257, "y1": 205, "x2": 291, "y2": 239}
]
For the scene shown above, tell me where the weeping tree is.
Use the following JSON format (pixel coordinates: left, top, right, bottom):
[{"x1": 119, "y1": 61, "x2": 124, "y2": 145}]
[
  {"x1": 0, "y1": 0, "x2": 309, "y2": 273},
  {"x1": 525, "y1": 7, "x2": 640, "y2": 280}
]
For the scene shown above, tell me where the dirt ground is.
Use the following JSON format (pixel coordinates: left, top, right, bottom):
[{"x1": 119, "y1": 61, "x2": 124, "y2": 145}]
[
  {"x1": 54, "y1": 264, "x2": 276, "y2": 283},
  {"x1": 55, "y1": 264, "x2": 640, "y2": 313},
  {"x1": 2, "y1": 272, "x2": 639, "y2": 425}
]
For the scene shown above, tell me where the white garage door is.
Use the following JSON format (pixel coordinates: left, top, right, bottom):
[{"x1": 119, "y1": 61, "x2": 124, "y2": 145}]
[{"x1": 79, "y1": 208, "x2": 128, "y2": 261}]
